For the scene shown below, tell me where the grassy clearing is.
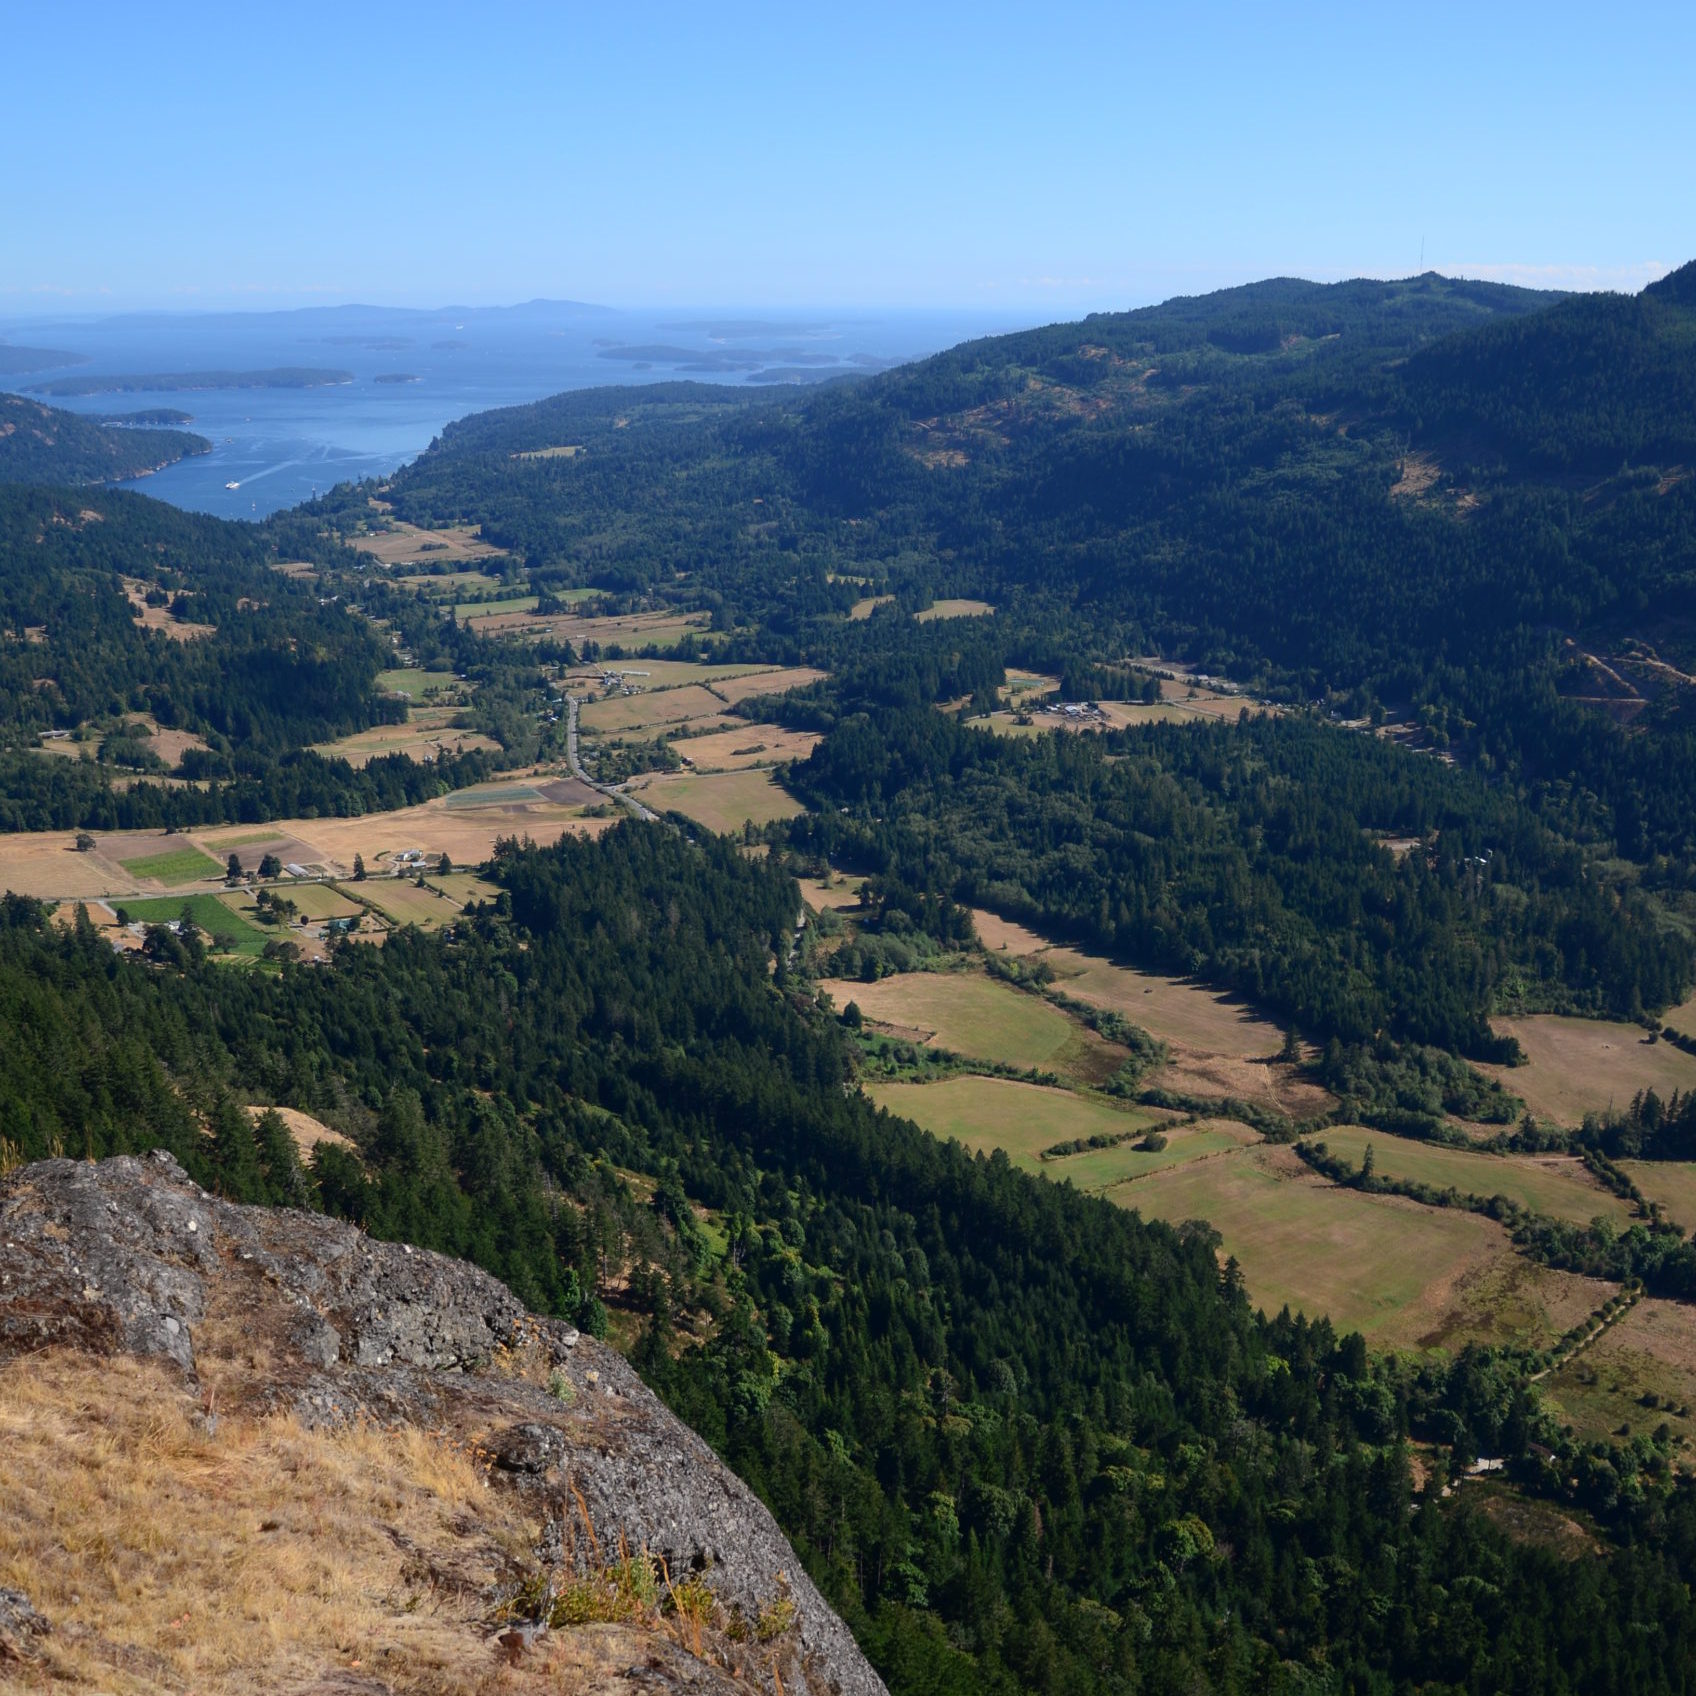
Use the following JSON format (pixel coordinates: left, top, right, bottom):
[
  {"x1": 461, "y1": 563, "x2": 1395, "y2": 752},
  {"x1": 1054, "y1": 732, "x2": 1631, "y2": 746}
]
[
  {"x1": 578, "y1": 684, "x2": 728, "y2": 735},
  {"x1": 1120, "y1": 1144, "x2": 1600, "y2": 1350},
  {"x1": 377, "y1": 667, "x2": 461, "y2": 698},
  {"x1": 432, "y1": 872, "x2": 503, "y2": 906},
  {"x1": 454, "y1": 593, "x2": 539, "y2": 620},
  {"x1": 1316, "y1": 1126, "x2": 1633, "y2": 1226},
  {"x1": 674, "y1": 723, "x2": 821, "y2": 771},
  {"x1": 565, "y1": 659, "x2": 775, "y2": 689},
  {"x1": 869, "y1": 1075, "x2": 1164, "y2": 1175},
  {"x1": 712, "y1": 666, "x2": 828, "y2": 704},
  {"x1": 118, "y1": 893, "x2": 270, "y2": 956},
  {"x1": 260, "y1": 883, "x2": 364, "y2": 922},
  {"x1": 634, "y1": 768, "x2": 806, "y2": 834},
  {"x1": 849, "y1": 594, "x2": 895, "y2": 620},
  {"x1": 312, "y1": 716, "x2": 499, "y2": 767},
  {"x1": 1541, "y1": 1298, "x2": 1696, "y2": 1457},
  {"x1": 1056, "y1": 1119, "x2": 1260, "y2": 1189},
  {"x1": 1483, "y1": 1016, "x2": 1696, "y2": 1126},
  {"x1": 840, "y1": 967, "x2": 1123, "y2": 1083},
  {"x1": 916, "y1": 598, "x2": 994, "y2": 622},
  {"x1": 117, "y1": 845, "x2": 220, "y2": 885},
  {"x1": 358, "y1": 879, "x2": 464, "y2": 930},
  {"x1": 203, "y1": 830, "x2": 287, "y2": 852},
  {"x1": 1623, "y1": 1161, "x2": 1696, "y2": 1231}
]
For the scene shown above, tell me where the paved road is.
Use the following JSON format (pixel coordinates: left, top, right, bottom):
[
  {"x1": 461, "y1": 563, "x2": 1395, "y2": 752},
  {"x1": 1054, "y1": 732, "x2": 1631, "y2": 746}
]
[{"x1": 564, "y1": 694, "x2": 658, "y2": 823}]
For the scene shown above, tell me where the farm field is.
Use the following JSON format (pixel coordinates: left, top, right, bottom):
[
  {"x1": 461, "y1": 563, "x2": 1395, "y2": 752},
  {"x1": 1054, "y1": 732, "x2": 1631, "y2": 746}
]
[
  {"x1": 1483, "y1": 1016, "x2": 1696, "y2": 1126},
  {"x1": 525, "y1": 609, "x2": 710, "y2": 648},
  {"x1": 116, "y1": 845, "x2": 221, "y2": 885},
  {"x1": 357, "y1": 879, "x2": 465, "y2": 931},
  {"x1": 254, "y1": 883, "x2": 364, "y2": 922},
  {"x1": 916, "y1": 599, "x2": 994, "y2": 622},
  {"x1": 965, "y1": 904, "x2": 1324, "y2": 1115},
  {"x1": 565, "y1": 659, "x2": 775, "y2": 690},
  {"x1": 673, "y1": 723, "x2": 820, "y2": 771},
  {"x1": 350, "y1": 520, "x2": 504, "y2": 566},
  {"x1": 629, "y1": 769, "x2": 805, "y2": 834},
  {"x1": 118, "y1": 893, "x2": 270, "y2": 956},
  {"x1": 841, "y1": 967, "x2": 1126, "y2": 1083},
  {"x1": 1120, "y1": 1144, "x2": 1613, "y2": 1351},
  {"x1": 1314, "y1": 1126, "x2": 1633, "y2": 1226},
  {"x1": 1052, "y1": 1118, "x2": 1261, "y2": 1190},
  {"x1": 431, "y1": 872, "x2": 503, "y2": 906},
  {"x1": 849, "y1": 594, "x2": 894, "y2": 619},
  {"x1": 578, "y1": 684, "x2": 729, "y2": 735},
  {"x1": 1622, "y1": 1162, "x2": 1696, "y2": 1231},
  {"x1": 1663, "y1": 993, "x2": 1696, "y2": 1040},
  {"x1": 454, "y1": 594, "x2": 539, "y2": 621},
  {"x1": 869, "y1": 1075, "x2": 1168, "y2": 1175},
  {"x1": 710, "y1": 666, "x2": 827, "y2": 705},
  {"x1": 1541, "y1": 1299, "x2": 1696, "y2": 1457},
  {"x1": 377, "y1": 667, "x2": 462, "y2": 698},
  {"x1": 311, "y1": 711, "x2": 498, "y2": 767}
]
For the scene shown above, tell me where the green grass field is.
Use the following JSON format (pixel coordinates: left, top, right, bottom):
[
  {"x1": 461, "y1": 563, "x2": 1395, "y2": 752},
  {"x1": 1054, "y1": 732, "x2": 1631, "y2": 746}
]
[
  {"x1": 1118, "y1": 1145, "x2": 1586, "y2": 1350},
  {"x1": 261, "y1": 883, "x2": 363, "y2": 922},
  {"x1": 1053, "y1": 1119, "x2": 1260, "y2": 1190},
  {"x1": 634, "y1": 769, "x2": 805, "y2": 834},
  {"x1": 869, "y1": 1075, "x2": 1164, "y2": 1175},
  {"x1": 118, "y1": 893, "x2": 270, "y2": 956},
  {"x1": 377, "y1": 667, "x2": 461, "y2": 698},
  {"x1": 117, "y1": 846, "x2": 220, "y2": 885},
  {"x1": 359, "y1": 879, "x2": 461, "y2": 930},
  {"x1": 1316, "y1": 1127, "x2": 1633, "y2": 1226},
  {"x1": 1623, "y1": 1161, "x2": 1696, "y2": 1232},
  {"x1": 843, "y1": 968, "x2": 1122, "y2": 1083},
  {"x1": 454, "y1": 594, "x2": 540, "y2": 620}
]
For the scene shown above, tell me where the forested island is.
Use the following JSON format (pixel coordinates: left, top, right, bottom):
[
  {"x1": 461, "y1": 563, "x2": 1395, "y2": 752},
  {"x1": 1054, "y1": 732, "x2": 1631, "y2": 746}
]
[{"x1": 28, "y1": 365, "x2": 354, "y2": 394}]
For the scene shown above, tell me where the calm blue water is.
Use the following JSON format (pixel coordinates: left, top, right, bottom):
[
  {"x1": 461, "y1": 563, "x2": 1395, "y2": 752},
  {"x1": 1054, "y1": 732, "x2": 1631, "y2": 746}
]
[{"x1": 0, "y1": 302, "x2": 1021, "y2": 520}]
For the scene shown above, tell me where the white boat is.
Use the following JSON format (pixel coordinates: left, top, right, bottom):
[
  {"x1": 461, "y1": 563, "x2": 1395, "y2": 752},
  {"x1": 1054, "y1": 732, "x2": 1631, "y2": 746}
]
[{"x1": 224, "y1": 480, "x2": 240, "y2": 490}]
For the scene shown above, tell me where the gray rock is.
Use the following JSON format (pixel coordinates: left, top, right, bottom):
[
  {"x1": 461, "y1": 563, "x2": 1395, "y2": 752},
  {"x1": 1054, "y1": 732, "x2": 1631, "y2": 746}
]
[{"x1": 0, "y1": 1153, "x2": 887, "y2": 1696}]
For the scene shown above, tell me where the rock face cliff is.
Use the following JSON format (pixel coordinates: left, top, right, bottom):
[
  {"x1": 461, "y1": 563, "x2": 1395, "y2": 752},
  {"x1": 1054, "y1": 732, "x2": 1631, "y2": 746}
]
[{"x1": 0, "y1": 1152, "x2": 888, "y2": 1696}]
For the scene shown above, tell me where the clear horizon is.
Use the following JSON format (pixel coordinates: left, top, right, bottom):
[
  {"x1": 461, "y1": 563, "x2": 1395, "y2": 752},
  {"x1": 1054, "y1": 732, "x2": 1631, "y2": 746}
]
[{"x1": 5, "y1": 0, "x2": 1690, "y2": 317}]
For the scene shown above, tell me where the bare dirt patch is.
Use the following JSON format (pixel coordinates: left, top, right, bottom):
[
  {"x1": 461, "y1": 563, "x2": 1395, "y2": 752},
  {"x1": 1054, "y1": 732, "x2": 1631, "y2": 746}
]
[{"x1": 245, "y1": 1104, "x2": 354, "y2": 1156}]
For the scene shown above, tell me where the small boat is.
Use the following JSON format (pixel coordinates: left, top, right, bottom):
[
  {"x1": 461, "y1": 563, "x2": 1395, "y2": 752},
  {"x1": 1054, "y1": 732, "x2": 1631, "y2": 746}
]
[{"x1": 224, "y1": 480, "x2": 240, "y2": 490}]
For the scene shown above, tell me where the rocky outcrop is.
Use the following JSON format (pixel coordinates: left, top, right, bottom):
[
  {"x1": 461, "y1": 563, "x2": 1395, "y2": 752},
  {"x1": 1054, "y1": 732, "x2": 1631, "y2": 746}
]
[{"x1": 0, "y1": 1153, "x2": 887, "y2": 1696}]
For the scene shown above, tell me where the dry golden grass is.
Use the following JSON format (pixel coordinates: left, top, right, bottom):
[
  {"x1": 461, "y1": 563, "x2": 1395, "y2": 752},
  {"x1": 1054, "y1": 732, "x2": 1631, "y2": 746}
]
[
  {"x1": 848, "y1": 595, "x2": 894, "y2": 620},
  {"x1": 578, "y1": 685, "x2": 729, "y2": 735},
  {"x1": 311, "y1": 712, "x2": 499, "y2": 768},
  {"x1": 628, "y1": 769, "x2": 804, "y2": 834},
  {"x1": 0, "y1": 1350, "x2": 534, "y2": 1695},
  {"x1": 511, "y1": 444, "x2": 582, "y2": 459},
  {"x1": 1483, "y1": 1017, "x2": 1696, "y2": 1126},
  {"x1": 1623, "y1": 1160, "x2": 1696, "y2": 1231},
  {"x1": 245, "y1": 1104, "x2": 354, "y2": 1156},
  {"x1": 915, "y1": 599, "x2": 994, "y2": 622},
  {"x1": 349, "y1": 520, "x2": 504, "y2": 565},
  {"x1": 710, "y1": 666, "x2": 827, "y2": 705},
  {"x1": 673, "y1": 723, "x2": 820, "y2": 771},
  {"x1": 119, "y1": 578, "x2": 216, "y2": 641}
]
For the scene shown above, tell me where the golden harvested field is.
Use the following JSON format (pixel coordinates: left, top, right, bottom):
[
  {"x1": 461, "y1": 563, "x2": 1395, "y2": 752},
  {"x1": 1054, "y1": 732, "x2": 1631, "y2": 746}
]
[
  {"x1": 674, "y1": 723, "x2": 820, "y2": 771},
  {"x1": 628, "y1": 768, "x2": 805, "y2": 834},
  {"x1": 357, "y1": 878, "x2": 465, "y2": 931},
  {"x1": 349, "y1": 519, "x2": 504, "y2": 565},
  {"x1": 1482, "y1": 1016, "x2": 1696, "y2": 1126},
  {"x1": 311, "y1": 712, "x2": 499, "y2": 767},
  {"x1": 916, "y1": 598, "x2": 995, "y2": 622},
  {"x1": 1316, "y1": 1126, "x2": 1633, "y2": 1226},
  {"x1": 1622, "y1": 1161, "x2": 1696, "y2": 1231},
  {"x1": 849, "y1": 594, "x2": 895, "y2": 619},
  {"x1": 1121, "y1": 1144, "x2": 1612, "y2": 1351},
  {"x1": 842, "y1": 968, "x2": 1126, "y2": 1084},
  {"x1": 0, "y1": 835, "x2": 146, "y2": 899},
  {"x1": 1663, "y1": 993, "x2": 1696, "y2": 1040},
  {"x1": 1542, "y1": 1299, "x2": 1696, "y2": 1455},
  {"x1": 712, "y1": 666, "x2": 828, "y2": 704},
  {"x1": 578, "y1": 684, "x2": 729, "y2": 734},
  {"x1": 869, "y1": 1075, "x2": 1167, "y2": 1175}
]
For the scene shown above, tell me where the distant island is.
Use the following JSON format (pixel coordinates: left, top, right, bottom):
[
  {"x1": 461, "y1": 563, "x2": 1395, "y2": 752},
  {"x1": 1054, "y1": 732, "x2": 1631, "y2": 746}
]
[
  {"x1": 373, "y1": 372, "x2": 422, "y2": 384},
  {"x1": 92, "y1": 407, "x2": 196, "y2": 427},
  {"x1": 28, "y1": 367, "x2": 354, "y2": 396},
  {"x1": 431, "y1": 338, "x2": 469, "y2": 350},
  {"x1": 0, "y1": 343, "x2": 88, "y2": 375}
]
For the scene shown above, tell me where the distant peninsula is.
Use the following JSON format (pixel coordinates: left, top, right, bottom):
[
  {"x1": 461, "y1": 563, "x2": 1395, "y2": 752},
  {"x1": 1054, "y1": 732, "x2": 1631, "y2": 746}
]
[
  {"x1": 0, "y1": 343, "x2": 88, "y2": 376},
  {"x1": 0, "y1": 393, "x2": 210, "y2": 485},
  {"x1": 28, "y1": 367, "x2": 354, "y2": 396},
  {"x1": 373, "y1": 372, "x2": 422, "y2": 384},
  {"x1": 92, "y1": 407, "x2": 196, "y2": 426}
]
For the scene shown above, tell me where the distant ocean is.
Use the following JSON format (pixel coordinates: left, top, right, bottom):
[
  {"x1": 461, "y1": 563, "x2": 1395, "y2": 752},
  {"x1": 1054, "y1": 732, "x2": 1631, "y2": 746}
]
[{"x1": 0, "y1": 302, "x2": 1021, "y2": 520}]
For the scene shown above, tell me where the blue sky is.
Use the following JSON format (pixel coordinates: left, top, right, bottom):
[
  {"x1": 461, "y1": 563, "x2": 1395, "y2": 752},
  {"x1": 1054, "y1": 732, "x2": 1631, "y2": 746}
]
[{"x1": 4, "y1": 0, "x2": 1689, "y2": 315}]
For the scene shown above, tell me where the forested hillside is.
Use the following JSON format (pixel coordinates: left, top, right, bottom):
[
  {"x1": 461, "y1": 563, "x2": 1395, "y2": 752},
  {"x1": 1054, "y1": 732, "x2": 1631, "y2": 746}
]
[
  {"x1": 6, "y1": 832, "x2": 1696, "y2": 1695},
  {"x1": 0, "y1": 391, "x2": 210, "y2": 484}
]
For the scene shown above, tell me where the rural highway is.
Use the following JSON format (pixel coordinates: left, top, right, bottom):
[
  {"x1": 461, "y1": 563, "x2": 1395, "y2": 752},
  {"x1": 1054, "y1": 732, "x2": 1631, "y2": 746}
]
[{"x1": 563, "y1": 694, "x2": 658, "y2": 823}]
